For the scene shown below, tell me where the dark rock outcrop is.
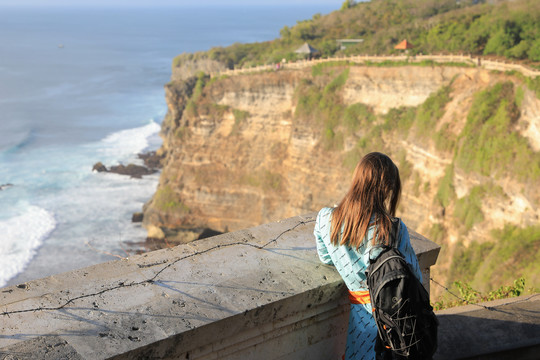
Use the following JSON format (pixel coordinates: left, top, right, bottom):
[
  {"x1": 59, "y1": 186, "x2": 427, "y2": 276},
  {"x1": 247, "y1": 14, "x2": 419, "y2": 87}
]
[
  {"x1": 93, "y1": 151, "x2": 163, "y2": 179},
  {"x1": 137, "y1": 151, "x2": 164, "y2": 170},
  {"x1": 108, "y1": 164, "x2": 156, "y2": 179},
  {"x1": 132, "y1": 212, "x2": 144, "y2": 223},
  {"x1": 92, "y1": 162, "x2": 107, "y2": 173}
]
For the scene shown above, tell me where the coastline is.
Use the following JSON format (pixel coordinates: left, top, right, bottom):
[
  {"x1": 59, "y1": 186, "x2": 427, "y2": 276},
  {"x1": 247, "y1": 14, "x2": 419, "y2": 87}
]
[
  {"x1": 3, "y1": 123, "x2": 163, "y2": 288},
  {"x1": 0, "y1": 4, "x2": 338, "y2": 288}
]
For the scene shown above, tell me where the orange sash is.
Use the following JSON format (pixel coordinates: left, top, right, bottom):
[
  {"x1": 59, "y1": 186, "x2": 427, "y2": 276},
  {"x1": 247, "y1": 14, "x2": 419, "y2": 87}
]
[{"x1": 348, "y1": 290, "x2": 371, "y2": 304}]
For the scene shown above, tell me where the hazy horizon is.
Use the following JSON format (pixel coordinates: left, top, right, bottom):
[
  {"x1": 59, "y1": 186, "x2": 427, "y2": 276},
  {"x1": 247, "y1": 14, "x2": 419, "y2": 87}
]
[{"x1": 0, "y1": 0, "x2": 344, "y2": 7}]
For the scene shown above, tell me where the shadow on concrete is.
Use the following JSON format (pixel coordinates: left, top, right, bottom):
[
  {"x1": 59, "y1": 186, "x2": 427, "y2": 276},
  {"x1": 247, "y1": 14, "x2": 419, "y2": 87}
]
[{"x1": 435, "y1": 296, "x2": 540, "y2": 359}]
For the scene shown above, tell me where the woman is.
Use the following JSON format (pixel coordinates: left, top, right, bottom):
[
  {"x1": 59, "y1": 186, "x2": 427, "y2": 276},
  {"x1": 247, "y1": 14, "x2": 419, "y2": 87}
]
[{"x1": 314, "y1": 152, "x2": 422, "y2": 360}]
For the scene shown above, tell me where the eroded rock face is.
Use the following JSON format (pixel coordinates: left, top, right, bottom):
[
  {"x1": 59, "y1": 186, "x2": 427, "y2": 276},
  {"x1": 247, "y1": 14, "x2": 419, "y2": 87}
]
[
  {"x1": 142, "y1": 65, "x2": 540, "y2": 257},
  {"x1": 171, "y1": 56, "x2": 227, "y2": 81}
]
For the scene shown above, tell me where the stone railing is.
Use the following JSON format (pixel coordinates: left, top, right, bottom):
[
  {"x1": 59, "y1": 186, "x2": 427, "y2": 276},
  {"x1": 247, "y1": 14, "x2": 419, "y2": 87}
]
[
  {"x1": 214, "y1": 54, "x2": 540, "y2": 78},
  {"x1": 0, "y1": 212, "x2": 439, "y2": 359}
]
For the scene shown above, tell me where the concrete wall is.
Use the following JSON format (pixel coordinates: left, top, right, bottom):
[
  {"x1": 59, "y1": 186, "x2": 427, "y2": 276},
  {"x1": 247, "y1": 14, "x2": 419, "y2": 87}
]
[{"x1": 0, "y1": 213, "x2": 439, "y2": 360}]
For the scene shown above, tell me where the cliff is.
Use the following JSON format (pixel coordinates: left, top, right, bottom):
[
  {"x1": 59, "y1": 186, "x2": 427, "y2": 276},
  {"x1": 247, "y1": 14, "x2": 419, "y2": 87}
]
[{"x1": 143, "y1": 62, "x2": 540, "y2": 297}]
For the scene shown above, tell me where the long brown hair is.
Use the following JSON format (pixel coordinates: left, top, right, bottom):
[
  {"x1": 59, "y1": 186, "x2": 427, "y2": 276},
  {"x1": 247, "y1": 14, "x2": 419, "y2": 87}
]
[{"x1": 330, "y1": 152, "x2": 401, "y2": 248}]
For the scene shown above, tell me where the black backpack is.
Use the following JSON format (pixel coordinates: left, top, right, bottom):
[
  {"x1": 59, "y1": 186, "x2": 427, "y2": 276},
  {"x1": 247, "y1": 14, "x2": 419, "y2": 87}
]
[{"x1": 365, "y1": 218, "x2": 438, "y2": 360}]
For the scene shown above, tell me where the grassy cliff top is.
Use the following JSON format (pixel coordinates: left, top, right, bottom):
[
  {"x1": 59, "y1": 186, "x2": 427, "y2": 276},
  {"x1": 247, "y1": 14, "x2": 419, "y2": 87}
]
[{"x1": 173, "y1": 0, "x2": 540, "y2": 70}]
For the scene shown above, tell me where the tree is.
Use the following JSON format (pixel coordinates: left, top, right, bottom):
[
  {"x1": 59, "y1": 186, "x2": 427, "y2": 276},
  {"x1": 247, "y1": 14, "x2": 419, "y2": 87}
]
[{"x1": 341, "y1": 0, "x2": 356, "y2": 11}]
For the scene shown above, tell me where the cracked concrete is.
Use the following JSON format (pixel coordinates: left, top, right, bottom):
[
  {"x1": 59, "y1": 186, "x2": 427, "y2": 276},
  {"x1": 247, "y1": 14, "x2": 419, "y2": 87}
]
[{"x1": 0, "y1": 213, "x2": 439, "y2": 359}]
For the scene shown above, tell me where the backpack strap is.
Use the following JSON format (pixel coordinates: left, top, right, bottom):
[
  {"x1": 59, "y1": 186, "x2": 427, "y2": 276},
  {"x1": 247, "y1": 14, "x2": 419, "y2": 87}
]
[
  {"x1": 368, "y1": 217, "x2": 401, "y2": 263},
  {"x1": 389, "y1": 217, "x2": 401, "y2": 249}
]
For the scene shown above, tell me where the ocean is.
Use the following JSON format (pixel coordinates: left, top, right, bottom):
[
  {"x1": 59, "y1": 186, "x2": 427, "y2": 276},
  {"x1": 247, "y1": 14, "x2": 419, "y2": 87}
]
[{"x1": 0, "y1": 4, "x2": 336, "y2": 287}]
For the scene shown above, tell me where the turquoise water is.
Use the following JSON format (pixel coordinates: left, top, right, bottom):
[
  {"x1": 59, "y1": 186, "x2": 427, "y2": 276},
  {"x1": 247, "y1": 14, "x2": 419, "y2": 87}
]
[{"x1": 0, "y1": 5, "x2": 336, "y2": 287}]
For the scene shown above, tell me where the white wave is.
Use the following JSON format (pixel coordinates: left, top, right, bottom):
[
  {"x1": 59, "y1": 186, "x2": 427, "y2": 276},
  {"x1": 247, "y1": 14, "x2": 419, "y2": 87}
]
[
  {"x1": 0, "y1": 206, "x2": 56, "y2": 288},
  {"x1": 98, "y1": 120, "x2": 161, "y2": 162}
]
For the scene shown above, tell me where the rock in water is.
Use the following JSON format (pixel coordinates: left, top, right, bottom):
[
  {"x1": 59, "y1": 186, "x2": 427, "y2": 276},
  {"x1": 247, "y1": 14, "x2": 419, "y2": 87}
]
[
  {"x1": 109, "y1": 164, "x2": 157, "y2": 179},
  {"x1": 92, "y1": 162, "x2": 108, "y2": 172},
  {"x1": 132, "y1": 212, "x2": 144, "y2": 223},
  {"x1": 138, "y1": 151, "x2": 164, "y2": 170}
]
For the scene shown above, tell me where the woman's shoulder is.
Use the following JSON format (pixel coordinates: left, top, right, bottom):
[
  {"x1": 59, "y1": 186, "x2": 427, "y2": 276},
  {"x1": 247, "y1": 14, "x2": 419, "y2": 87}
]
[
  {"x1": 317, "y1": 206, "x2": 334, "y2": 219},
  {"x1": 396, "y1": 218, "x2": 409, "y2": 233},
  {"x1": 315, "y1": 207, "x2": 335, "y2": 228}
]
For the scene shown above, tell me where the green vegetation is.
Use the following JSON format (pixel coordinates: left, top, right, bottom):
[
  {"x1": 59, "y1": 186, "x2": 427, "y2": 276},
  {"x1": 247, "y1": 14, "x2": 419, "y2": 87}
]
[
  {"x1": 293, "y1": 67, "x2": 350, "y2": 150},
  {"x1": 435, "y1": 165, "x2": 455, "y2": 208},
  {"x1": 454, "y1": 183, "x2": 505, "y2": 232},
  {"x1": 416, "y1": 84, "x2": 453, "y2": 136},
  {"x1": 172, "y1": 0, "x2": 540, "y2": 71},
  {"x1": 428, "y1": 223, "x2": 446, "y2": 244},
  {"x1": 383, "y1": 106, "x2": 416, "y2": 133},
  {"x1": 312, "y1": 61, "x2": 351, "y2": 76},
  {"x1": 515, "y1": 85, "x2": 525, "y2": 106},
  {"x1": 512, "y1": 71, "x2": 540, "y2": 99},
  {"x1": 380, "y1": 81, "x2": 453, "y2": 148},
  {"x1": 449, "y1": 240, "x2": 496, "y2": 283},
  {"x1": 174, "y1": 126, "x2": 189, "y2": 140},
  {"x1": 455, "y1": 82, "x2": 540, "y2": 180},
  {"x1": 447, "y1": 224, "x2": 540, "y2": 292},
  {"x1": 184, "y1": 72, "x2": 209, "y2": 118},
  {"x1": 433, "y1": 277, "x2": 531, "y2": 310},
  {"x1": 364, "y1": 60, "x2": 472, "y2": 68},
  {"x1": 154, "y1": 186, "x2": 190, "y2": 213},
  {"x1": 454, "y1": 186, "x2": 486, "y2": 232},
  {"x1": 192, "y1": 71, "x2": 208, "y2": 101},
  {"x1": 397, "y1": 150, "x2": 413, "y2": 183},
  {"x1": 476, "y1": 225, "x2": 540, "y2": 289},
  {"x1": 340, "y1": 0, "x2": 356, "y2": 11},
  {"x1": 294, "y1": 79, "x2": 323, "y2": 121},
  {"x1": 231, "y1": 109, "x2": 250, "y2": 135},
  {"x1": 433, "y1": 122, "x2": 457, "y2": 152},
  {"x1": 344, "y1": 103, "x2": 376, "y2": 133}
]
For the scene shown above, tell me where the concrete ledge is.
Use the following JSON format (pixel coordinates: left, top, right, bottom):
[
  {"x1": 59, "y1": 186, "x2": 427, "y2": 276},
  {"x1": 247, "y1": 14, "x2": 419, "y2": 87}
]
[
  {"x1": 0, "y1": 213, "x2": 439, "y2": 359},
  {"x1": 435, "y1": 293, "x2": 540, "y2": 360}
]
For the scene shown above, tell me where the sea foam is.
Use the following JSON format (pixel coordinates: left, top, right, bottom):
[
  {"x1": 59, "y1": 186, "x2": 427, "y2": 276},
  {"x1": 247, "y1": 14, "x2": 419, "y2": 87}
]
[
  {"x1": 0, "y1": 206, "x2": 56, "y2": 287},
  {"x1": 98, "y1": 120, "x2": 161, "y2": 162}
]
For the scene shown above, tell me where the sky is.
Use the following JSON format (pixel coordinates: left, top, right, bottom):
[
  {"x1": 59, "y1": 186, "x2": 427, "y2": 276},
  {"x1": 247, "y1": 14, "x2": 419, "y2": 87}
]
[{"x1": 0, "y1": 0, "x2": 344, "y2": 7}]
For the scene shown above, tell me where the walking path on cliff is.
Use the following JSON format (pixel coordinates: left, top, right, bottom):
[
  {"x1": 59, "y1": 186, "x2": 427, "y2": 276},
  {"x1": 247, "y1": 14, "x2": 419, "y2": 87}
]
[{"x1": 212, "y1": 54, "x2": 540, "y2": 79}]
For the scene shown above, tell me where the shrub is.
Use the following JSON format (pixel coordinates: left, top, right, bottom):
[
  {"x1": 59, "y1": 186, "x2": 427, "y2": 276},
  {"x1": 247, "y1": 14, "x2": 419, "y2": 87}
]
[
  {"x1": 433, "y1": 277, "x2": 529, "y2": 310},
  {"x1": 435, "y1": 165, "x2": 456, "y2": 208},
  {"x1": 383, "y1": 106, "x2": 416, "y2": 133},
  {"x1": 343, "y1": 103, "x2": 375, "y2": 133},
  {"x1": 154, "y1": 186, "x2": 189, "y2": 213},
  {"x1": 454, "y1": 185, "x2": 486, "y2": 232},
  {"x1": 416, "y1": 84, "x2": 452, "y2": 137}
]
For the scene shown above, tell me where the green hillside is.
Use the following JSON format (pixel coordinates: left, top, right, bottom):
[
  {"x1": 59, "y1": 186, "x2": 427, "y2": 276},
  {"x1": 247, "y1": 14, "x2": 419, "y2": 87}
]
[{"x1": 174, "y1": 0, "x2": 540, "y2": 70}]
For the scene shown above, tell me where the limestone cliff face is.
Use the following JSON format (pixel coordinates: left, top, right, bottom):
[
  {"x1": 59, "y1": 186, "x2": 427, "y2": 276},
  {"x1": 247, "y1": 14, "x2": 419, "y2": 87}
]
[
  {"x1": 143, "y1": 63, "x2": 540, "y2": 293},
  {"x1": 145, "y1": 66, "x2": 456, "y2": 235},
  {"x1": 171, "y1": 56, "x2": 226, "y2": 81}
]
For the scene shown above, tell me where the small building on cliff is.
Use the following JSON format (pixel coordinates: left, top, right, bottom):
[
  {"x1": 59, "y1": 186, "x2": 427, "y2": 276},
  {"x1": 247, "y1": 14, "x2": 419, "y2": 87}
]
[{"x1": 295, "y1": 42, "x2": 320, "y2": 60}]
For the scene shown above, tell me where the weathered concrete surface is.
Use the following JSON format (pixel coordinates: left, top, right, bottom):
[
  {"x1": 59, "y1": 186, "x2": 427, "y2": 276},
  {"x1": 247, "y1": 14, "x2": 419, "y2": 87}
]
[
  {"x1": 435, "y1": 294, "x2": 540, "y2": 360},
  {"x1": 0, "y1": 213, "x2": 439, "y2": 359}
]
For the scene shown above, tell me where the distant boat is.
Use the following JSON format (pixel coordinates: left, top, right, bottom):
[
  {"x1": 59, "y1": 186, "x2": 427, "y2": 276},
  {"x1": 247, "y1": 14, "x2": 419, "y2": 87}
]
[
  {"x1": 0, "y1": 183, "x2": 13, "y2": 191},
  {"x1": 58, "y1": 44, "x2": 64, "y2": 49}
]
